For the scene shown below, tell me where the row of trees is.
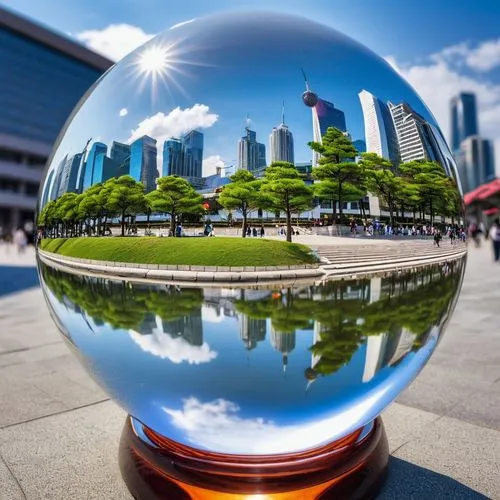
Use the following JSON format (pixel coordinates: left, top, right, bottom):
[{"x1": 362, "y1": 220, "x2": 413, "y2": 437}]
[
  {"x1": 219, "y1": 127, "x2": 462, "y2": 242},
  {"x1": 40, "y1": 258, "x2": 464, "y2": 377},
  {"x1": 39, "y1": 175, "x2": 204, "y2": 237},
  {"x1": 40, "y1": 127, "x2": 461, "y2": 243}
]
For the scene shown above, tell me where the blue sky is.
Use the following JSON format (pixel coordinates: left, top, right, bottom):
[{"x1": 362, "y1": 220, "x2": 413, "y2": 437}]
[{"x1": 3, "y1": 0, "x2": 500, "y2": 174}]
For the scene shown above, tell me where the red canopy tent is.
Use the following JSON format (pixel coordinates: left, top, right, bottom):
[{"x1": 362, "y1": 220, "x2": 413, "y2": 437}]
[{"x1": 464, "y1": 179, "x2": 500, "y2": 207}]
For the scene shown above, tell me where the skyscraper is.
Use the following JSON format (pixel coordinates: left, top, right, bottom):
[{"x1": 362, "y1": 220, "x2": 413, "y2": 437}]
[
  {"x1": 358, "y1": 90, "x2": 399, "y2": 165},
  {"x1": 82, "y1": 142, "x2": 107, "y2": 191},
  {"x1": 110, "y1": 141, "x2": 131, "y2": 167},
  {"x1": 301, "y1": 71, "x2": 346, "y2": 166},
  {"x1": 49, "y1": 154, "x2": 67, "y2": 201},
  {"x1": 269, "y1": 103, "x2": 294, "y2": 163},
  {"x1": 163, "y1": 138, "x2": 185, "y2": 176},
  {"x1": 450, "y1": 92, "x2": 479, "y2": 152},
  {"x1": 58, "y1": 153, "x2": 82, "y2": 195},
  {"x1": 130, "y1": 135, "x2": 158, "y2": 192},
  {"x1": 238, "y1": 127, "x2": 266, "y2": 172},
  {"x1": 459, "y1": 136, "x2": 496, "y2": 192},
  {"x1": 183, "y1": 130, "x2": 204, "y2": 178}
]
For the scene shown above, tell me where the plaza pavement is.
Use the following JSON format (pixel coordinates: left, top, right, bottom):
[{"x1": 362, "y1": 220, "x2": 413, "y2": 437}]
[{"x1": 0, "y1": 241, "x2": 498, "y2": 499}]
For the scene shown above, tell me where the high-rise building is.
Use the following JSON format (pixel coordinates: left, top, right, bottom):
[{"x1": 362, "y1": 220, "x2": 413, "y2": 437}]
[
  {"x1": 130, "y1": 135, "x2": 158, "y2": 192},
  {"x1": 301, "y1": 72, "x2": 346, "y2": 166},
  {"x1": 58, "y1": 153, "x2": 82, "y2": 195},
  {"x1": 183, "y1": 130, "x2": 204, "y2": 178},
  {"x1": 110, "y1": 141, "x2": 131, "y2": 167},
  {"x1": 238, "y1": 128, "x2": 266, "y2": 172},
  {"x1": 0, "y1": 5, "x2": 112, "y2": 229},
  {"x1": 269, "y1": 104, "x2": 294, "y2": 163},
  {"x1": 450, "y1": 92, "x2": 479, "y2": 152},
  {"x1": 358, "y1": 90, "x2": 399, "y2": 166},
  {"x1": 49, "y1": 155, "x2": 67, "y2": 201},
  {"x1": 459, "y1": 136, "x2": 496, "y2": 192},
  {"x1": 82, "y1": 142, "x2": 107, "y2": 191},
  {"x1": 239, "y1": 316, "x2": 267, "y2": 350},
  {"x1": 163, "y1": 138, "x2": 185, "y2": 176},
  {"x1": 270, "y1": 327, "x2": 296, "y2": 371},
  {"x1": 389, "y1": 102, "x2": 442, "y2": 165}
]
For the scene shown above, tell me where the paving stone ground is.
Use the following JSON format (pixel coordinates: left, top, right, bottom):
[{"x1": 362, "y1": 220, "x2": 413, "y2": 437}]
[{"x1": 0, "y1": 241, "x2": 499, "y2": 499}]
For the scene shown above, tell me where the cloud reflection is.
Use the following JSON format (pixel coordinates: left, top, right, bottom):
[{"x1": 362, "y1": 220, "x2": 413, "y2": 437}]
[
  {"x1": 163, "y1": 389, "x2": 389, "y2": 454},
  {"x1": 129, "y1": 315, "x2": 217, "y2": 364}
]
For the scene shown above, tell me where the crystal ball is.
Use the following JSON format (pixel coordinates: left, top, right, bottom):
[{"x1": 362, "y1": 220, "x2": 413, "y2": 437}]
[{"x1": 36, "y1": 11, "x2": 466, "y2": 455}]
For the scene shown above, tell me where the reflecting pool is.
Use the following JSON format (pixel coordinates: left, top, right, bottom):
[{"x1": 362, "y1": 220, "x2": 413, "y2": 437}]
[{"x1": 39, "y1": 258, "x2": 465, "y2": 455}]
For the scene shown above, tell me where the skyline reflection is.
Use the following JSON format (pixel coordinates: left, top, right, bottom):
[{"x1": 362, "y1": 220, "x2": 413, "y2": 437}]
[{"x1": 39, "y1": 258, "x2": 465, "y2": 454}]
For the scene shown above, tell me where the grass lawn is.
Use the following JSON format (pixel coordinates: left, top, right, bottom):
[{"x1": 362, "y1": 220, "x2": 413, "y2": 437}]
[{"x1": 40, "y1": 237, "x2": 318, "y2": 267}]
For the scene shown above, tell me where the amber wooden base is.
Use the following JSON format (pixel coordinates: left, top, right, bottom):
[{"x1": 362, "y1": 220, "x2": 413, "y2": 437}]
[{"x1": 119, "y1": 416, "x2": 389, "y2": 500}]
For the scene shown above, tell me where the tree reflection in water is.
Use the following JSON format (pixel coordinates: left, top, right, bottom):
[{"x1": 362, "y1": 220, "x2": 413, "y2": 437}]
[{"x1": 40, "y1": 258, "x2": 465, "y2": 381}]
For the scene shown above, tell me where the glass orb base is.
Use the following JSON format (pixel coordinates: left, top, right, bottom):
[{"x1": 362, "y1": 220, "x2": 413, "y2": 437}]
[{"x1": 119, "y1": 416, "x2": 389, "y2": 500}]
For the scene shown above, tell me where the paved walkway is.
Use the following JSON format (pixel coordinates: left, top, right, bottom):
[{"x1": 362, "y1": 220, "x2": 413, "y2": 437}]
[{"x1": 0, "y1": 243, "x2": 499, "y2": 499}]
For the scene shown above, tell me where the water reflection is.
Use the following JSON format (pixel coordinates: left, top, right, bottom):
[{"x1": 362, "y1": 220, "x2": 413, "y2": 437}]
[{"x1": 39, "y1": 259, "x2": 465, "y2": 454}]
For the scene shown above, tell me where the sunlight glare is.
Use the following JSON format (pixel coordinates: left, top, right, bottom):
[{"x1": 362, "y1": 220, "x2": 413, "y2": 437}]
[{"x1": 139, "y1": 46, "x2": 168, "y2": 74}]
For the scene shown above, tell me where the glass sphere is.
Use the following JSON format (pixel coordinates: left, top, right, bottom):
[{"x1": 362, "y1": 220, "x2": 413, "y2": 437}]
[{"x1": 36, "y1": 11, "x2": 466, "y2": 455}]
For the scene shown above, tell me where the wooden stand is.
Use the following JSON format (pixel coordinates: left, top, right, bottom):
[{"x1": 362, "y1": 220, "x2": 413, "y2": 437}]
[{"x1": 119, "y1": 416, "x2": 389, "y2": 500}]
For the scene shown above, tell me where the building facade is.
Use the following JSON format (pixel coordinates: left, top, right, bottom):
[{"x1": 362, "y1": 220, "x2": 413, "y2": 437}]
[
  {"x1": 358, "y1": 90, "x2": 399, "y2": 166},
  {"x1": 450, "y1": 92, "x2": 479, "y2": 152},
  {"x1": 0, "y1": 5, "x2": 112, "y2": 229},
  {"x1": 183, "y1": 130, "x2": 204, "y2": 178},
  {"x1": 82, "y1": 142, "x2": 107, "y2": 191},
  {"x1": 162, "y1": 138, "x2": 185, "y2": 176},
  {"x1": 269, "y1": 123, "x2": 294, "y2": 164},
  {"x1": 459, "y1": 136, "x2": 496, "y2": 192},
  {"x1": 238, "y1": 128, "x2": 266, "y2": 172},
  {"x1": 130, "y1": 136, "x2": 158, "y2": 193}
]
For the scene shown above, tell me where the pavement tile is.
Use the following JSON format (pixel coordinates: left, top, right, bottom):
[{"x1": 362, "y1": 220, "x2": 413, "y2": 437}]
[
  {"x1": 0, "y1": 401, "x2": 132, "y2": 500},
  {"x1": 0, "y1": 454, "x2": 25, "y2": 500},
  {"x1": 382, "y1": 402, "x2": 439, "y2": 453},
  {"x1": 392, "y1": 415, "x2": 500, "y2": 499}
]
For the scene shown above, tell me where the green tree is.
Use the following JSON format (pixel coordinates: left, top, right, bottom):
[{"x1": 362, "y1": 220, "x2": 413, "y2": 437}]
[
  {"x1": 218, "y1": 170, "x2": 261, "y2": 237},
  {"x1": 399, "y1": 161, "x2": 448, "y2": 225},
  {"x1": 150, "y1": 176, "x2": 204, "y2": 235},
  {"x1": 105, "y1": 175, "x2": 145, "y2": 236},
  {"x1": 359, "y1": 153, "x2": 401, "y2": 227},
  {"x1": 260, "y1": 161, "x2": 313, "y2": 242},
  {"x1": 309, "y1": 127, "x2": 362, "y2": 224}
]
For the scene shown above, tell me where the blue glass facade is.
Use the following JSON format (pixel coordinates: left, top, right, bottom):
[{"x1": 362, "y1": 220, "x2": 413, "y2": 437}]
[
  {"x1": 183, "y1": 130, "x2": 204, "y2": 178},
  {"x1": 82, "y1": 142, "x2": 107, "y2": 190},
  {"x1": 163, "y1": 138, "x2": 184, "y2": 176},
  {"x1": 450, "y1": 93, "x2": 478, "y2": 152},
  {"x1": 315, "y1": 98, "x2": 346, "y2": 135},
  {"x1": 0, "y1": 27, "x2": 104, "y2": 145},
  {"x1": 130, "y1": 136, "x2": 158, "y2": 192}
]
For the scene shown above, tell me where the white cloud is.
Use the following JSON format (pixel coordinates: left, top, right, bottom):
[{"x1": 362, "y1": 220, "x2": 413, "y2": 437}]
[
  {"x1": 386, "y1": 53, "x2": 500, "y2": 175},
  {"x1": 170, "y1": 19, "x2": 196, "y2": 30},
  {"x1": 433, "y1": 39, "x2": 500, "y2": 72},
  {"x1": 128, "y1": 104, "x2": 219, "y2": 145},
  {"x1": 163, "y1": 390, "x2": 388, "y2": 454},
  {"x1": 119, "y1": 108, "x2": 128, "y2": 117},
  {"x1": 75, "y1": 24, "x2": 155, "y2": 61},
  {"x1": 202, "y1": 155, "x2": 225, "y2": 177},
  {"x1": 201, "y1": 306, "x2": 226, "y2": 323},
  {"x1": 129, "y1": 316, "x2": 217, "y2": 364}
]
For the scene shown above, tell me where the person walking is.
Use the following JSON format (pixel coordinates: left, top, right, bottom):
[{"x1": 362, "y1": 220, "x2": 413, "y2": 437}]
[
  {"x1": 260, "y1": 226, "x2": 265, "y2": 238},
  {"x1": 433, "y1": 230, "x2": 442, "y2": 248},
  {"x1": 489, "y1": 219, "x2": 500, "y2": 262},
  {"x1": 13, "y1": 227, "x2": 27, "y2": 254}
]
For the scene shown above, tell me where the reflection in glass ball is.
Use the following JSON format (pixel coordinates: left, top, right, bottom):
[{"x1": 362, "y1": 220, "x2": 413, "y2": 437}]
[{"x1": 36, "y1": 11, "x2": 467, "y2": 458}]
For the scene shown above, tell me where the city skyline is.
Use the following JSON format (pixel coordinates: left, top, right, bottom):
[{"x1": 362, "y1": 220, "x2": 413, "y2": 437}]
[{"x1": 41, "y1": 12, "x2": 443, "y2": 196}]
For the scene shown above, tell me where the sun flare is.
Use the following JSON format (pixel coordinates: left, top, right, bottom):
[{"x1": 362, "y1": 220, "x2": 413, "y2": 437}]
[{"x1": 139, "y1": 46, "x2": 169, "y2": 74}]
